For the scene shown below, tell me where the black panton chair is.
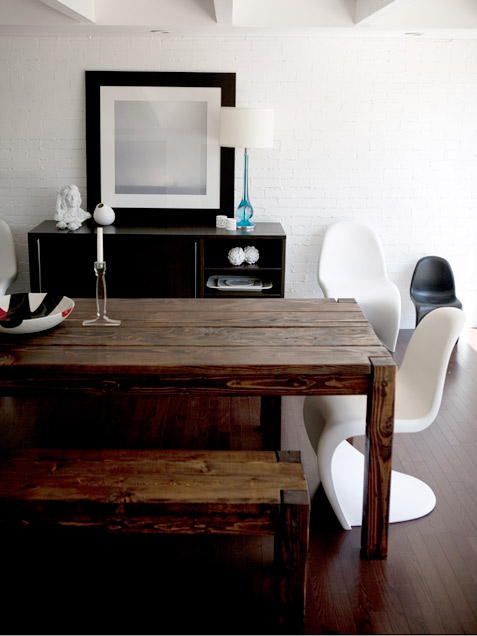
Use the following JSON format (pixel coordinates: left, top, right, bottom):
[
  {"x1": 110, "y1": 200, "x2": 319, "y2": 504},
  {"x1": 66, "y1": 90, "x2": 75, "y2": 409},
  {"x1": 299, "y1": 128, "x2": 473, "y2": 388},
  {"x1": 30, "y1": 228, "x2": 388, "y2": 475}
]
[{"x1": 410, "y1": 256, "x2": 463, "y2": 326}]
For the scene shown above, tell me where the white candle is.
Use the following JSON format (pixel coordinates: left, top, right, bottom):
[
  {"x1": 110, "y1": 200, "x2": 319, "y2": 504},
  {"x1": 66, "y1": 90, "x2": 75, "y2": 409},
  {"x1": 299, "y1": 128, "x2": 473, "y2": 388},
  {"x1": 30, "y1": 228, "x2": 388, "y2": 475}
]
[{"x1": 97, "y1": 227, "x2": 104, "y2": 262}]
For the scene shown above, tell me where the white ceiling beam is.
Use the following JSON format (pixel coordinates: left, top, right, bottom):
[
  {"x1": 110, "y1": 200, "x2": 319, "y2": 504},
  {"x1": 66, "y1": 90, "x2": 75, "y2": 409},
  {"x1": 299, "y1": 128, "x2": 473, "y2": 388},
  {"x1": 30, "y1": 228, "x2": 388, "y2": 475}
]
[
  {"x1": 213, "y1": 0, "x2": 234, "y2": 25},
  {"x1": 38, "y1": 0, "x2": 95, "y2": 24},
  {"x1": 355, "y1": 0, "x2": 396, "y2": 24}
]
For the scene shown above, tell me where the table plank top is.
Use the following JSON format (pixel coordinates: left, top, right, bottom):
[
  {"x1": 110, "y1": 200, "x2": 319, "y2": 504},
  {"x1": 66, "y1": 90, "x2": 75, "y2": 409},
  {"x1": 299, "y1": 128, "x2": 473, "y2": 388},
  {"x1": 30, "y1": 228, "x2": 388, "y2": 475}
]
[{"x1": 0, "y1": 298, "x2": 393, "y2": 396}]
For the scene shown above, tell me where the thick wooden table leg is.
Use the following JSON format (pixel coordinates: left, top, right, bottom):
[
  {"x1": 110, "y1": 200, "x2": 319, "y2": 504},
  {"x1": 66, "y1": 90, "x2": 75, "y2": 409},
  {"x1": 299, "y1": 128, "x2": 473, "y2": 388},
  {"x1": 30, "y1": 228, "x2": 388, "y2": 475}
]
[
  {"x1": 275, "y1": 453, "x2": 310, "y2": 633},
  {"x1": 361, "y1": 356, "x2": 396, "y2": 559},
  {"x1": 260, "y1": 395, "x2": 282, "y2": 450}
]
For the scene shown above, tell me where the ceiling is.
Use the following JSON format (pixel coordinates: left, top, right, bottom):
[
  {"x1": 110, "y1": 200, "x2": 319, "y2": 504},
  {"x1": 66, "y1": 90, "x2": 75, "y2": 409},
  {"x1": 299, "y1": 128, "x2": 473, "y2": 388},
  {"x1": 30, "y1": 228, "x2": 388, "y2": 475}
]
[{"x1": 0, "y1": 0, "x2": 477, "y2": 39}]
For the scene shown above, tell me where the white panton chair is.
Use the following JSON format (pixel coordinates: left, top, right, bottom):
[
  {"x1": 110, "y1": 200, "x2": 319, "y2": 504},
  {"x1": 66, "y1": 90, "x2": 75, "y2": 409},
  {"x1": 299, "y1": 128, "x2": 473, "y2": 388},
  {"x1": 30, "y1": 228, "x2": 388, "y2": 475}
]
[
  {"x1": 0, "y1": 219, "x2": 17, "y2": 295},
  {"x1": 318, "y1": 221, "x2": 401, "y2": 351},
  {"x1": 303, "y1": 307, "x2": 466, "y2": 530}
]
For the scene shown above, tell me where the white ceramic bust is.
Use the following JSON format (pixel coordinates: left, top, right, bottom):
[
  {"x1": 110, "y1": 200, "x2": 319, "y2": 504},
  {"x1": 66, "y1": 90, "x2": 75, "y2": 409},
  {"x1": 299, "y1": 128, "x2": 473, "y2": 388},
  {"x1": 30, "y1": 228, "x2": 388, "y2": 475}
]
[{"x1": 55, "y1": 185, "x2": 91, "y2": 231}]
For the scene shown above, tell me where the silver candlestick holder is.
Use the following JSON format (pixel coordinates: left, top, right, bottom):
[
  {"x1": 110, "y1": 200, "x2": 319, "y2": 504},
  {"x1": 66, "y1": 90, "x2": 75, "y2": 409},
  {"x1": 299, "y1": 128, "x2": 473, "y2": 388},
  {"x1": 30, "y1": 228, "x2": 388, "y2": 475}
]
[{"x1": 82, "y1": 261, "x2": 121, "y2": 326}]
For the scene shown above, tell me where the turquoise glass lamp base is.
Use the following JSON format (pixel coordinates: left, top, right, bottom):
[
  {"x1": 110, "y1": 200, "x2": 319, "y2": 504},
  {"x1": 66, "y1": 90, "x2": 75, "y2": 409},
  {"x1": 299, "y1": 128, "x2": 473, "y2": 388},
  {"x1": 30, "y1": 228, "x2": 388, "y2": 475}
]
[
  {"x1": 236, "y1": 199, "x2": 255, "y2": 230},
  {"x1": 236, "y1": 149, "x2": 255, "y2": 231}
]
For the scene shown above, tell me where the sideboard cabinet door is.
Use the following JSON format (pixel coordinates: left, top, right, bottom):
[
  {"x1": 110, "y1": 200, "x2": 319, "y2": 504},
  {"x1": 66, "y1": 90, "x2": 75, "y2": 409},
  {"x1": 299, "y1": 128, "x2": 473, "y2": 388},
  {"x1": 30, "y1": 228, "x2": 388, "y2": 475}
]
[
  {"x1": 104, "y1": 235, "x2": 197, "y2": 298},
  {"x1": 29, "y1": 225, "x2": 197, "y2": 298}
]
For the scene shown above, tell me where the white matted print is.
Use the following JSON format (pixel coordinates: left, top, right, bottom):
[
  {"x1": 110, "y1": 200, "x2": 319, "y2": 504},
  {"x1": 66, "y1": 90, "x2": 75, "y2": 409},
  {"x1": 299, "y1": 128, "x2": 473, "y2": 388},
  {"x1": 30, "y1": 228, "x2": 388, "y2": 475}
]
[{"x1": 100, "y1": 86, "x2": 221, "y2": 209}]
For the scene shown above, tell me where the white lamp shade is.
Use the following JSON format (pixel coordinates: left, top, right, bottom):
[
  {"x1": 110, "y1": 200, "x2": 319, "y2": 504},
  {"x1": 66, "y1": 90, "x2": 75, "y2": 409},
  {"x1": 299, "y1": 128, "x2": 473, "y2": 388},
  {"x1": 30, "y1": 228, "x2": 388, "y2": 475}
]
[{"x1": 220, "y1": 107, "x2": 274, "y2": 149}]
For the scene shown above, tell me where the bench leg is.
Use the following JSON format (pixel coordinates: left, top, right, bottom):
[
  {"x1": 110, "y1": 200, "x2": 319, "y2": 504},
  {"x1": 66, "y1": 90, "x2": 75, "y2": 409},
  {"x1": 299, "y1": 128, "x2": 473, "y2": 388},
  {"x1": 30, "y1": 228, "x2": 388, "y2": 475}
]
[{"x1": 275, "y1": 489, "x2": 310, "y2": 633}]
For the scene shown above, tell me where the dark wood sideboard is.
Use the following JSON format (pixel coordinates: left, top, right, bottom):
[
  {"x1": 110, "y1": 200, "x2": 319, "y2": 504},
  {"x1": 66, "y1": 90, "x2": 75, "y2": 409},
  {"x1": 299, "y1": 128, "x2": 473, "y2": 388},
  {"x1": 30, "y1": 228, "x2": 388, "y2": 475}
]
[{"x1": 28, "y1": 221, "x2": 286, "y2": 299}]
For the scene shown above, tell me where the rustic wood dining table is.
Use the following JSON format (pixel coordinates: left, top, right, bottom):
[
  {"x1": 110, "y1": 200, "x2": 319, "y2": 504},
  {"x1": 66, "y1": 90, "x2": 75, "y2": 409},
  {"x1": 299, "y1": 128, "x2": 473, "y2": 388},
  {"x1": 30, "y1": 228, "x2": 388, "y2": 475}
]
[{"x1": 0, "y1": 297, "x2": 396, "y2": 559}]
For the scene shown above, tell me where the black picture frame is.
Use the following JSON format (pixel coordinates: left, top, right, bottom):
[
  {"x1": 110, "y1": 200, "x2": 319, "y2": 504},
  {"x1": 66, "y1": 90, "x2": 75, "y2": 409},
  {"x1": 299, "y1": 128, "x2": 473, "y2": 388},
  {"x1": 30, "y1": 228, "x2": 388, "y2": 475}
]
[{"x1": 85, "y1": 71, "x2": 236, "y2": 225}]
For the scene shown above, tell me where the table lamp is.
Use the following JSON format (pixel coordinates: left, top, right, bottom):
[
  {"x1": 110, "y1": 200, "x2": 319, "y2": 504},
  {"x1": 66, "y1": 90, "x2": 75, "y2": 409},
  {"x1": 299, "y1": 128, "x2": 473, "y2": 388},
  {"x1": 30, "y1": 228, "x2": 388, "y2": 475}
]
[{"x1": 220, "y1": 107, "x2": 274, "y2": 231}]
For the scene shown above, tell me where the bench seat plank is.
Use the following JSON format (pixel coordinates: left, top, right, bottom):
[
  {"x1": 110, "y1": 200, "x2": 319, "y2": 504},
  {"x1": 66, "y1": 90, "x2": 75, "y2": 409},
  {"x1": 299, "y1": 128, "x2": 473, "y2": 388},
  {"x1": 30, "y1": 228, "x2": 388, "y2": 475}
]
[{"x1": 0, "y1": 448, "x2": 310, "y2": 632}]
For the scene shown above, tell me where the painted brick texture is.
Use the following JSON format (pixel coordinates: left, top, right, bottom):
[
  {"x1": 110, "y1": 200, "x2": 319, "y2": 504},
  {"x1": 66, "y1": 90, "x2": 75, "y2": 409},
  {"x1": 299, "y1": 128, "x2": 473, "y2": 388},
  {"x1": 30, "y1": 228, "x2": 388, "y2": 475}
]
[{"x1": 1, "y1": 35, "x2": 476, "y2": 327}]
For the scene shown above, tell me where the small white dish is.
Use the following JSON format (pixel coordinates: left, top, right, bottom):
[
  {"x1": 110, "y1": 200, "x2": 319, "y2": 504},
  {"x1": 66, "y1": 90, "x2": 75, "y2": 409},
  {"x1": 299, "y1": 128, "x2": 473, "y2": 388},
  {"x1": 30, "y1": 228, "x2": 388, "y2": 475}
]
[
  {"x1": 206, "y1": 276, "x2": 272, "y2": 291},
  {"x1": 218, "y1": 277, "x2": 260, "y2": 288},
  {"x1": 0, "y1": 293, "x2": 75, "y2": 334}
]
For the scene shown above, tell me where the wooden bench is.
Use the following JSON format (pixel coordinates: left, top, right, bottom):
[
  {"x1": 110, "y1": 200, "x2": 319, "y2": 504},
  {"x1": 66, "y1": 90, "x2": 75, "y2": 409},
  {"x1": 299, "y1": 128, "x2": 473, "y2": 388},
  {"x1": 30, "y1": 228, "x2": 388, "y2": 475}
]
[{"x1": 0, "y1": 448, "x2": 310, "y2": 632}]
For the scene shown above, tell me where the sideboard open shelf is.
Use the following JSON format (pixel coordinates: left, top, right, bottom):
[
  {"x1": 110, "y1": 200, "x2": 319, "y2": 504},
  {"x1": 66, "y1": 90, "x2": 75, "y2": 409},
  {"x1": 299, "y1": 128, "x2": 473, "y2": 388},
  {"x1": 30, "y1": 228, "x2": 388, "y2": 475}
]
[
  {"x1": 201, "y1": 226, "x2": 285, "y2": 298},
  {"x1": 28, "y1": 221, "x2": 286, "y2": 299}
]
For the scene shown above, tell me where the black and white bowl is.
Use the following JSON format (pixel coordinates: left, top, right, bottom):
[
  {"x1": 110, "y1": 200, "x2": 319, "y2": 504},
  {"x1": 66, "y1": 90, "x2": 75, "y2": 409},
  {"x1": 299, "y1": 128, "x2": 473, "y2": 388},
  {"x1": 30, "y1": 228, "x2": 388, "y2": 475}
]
[{"x1": 0, "y1": 293, "x2": 75, "y2": 334}]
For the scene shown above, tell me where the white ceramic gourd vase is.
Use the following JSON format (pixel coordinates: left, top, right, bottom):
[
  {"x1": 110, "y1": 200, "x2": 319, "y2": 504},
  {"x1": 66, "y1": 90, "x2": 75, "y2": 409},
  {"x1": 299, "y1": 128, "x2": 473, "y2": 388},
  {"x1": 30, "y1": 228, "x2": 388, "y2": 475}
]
[{"x1": 93, "y1": 203, "x2": 115, "y2": 226}]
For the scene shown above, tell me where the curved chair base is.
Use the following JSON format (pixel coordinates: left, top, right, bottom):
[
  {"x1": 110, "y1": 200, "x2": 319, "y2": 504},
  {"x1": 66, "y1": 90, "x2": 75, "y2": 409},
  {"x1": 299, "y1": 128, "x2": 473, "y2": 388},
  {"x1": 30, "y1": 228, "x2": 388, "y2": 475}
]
[
  {"x1": 326, "y1": 441, "x2": 436, "y2": 529},
  {"x1": 305, "y1": 308, "x2": 465, "y2": 530}
]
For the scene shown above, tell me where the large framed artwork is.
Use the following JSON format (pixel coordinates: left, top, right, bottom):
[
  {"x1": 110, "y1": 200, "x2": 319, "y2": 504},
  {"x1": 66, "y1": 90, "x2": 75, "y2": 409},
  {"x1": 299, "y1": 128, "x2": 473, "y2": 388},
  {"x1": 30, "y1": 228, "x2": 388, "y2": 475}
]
[{"x1": 85, "y1": 71, "x2": 236, "y2": 224}]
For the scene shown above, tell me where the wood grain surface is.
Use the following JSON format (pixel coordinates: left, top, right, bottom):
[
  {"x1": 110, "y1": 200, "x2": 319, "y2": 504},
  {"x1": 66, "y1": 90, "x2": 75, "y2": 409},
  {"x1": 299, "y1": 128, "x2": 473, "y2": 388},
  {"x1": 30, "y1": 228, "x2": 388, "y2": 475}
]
[
  {"x1": 0, "y1": 297, "x2": 395, "y2": 559},
  {"x1": 0, "y1": 447, "x2": 310, "y2": 632}
]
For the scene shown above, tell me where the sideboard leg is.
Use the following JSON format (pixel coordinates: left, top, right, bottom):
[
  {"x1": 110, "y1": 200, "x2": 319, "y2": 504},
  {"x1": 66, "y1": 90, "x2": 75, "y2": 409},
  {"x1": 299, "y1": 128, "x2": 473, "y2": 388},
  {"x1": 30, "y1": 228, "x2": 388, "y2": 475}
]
[{"x1": 260, "y1": 396, "x2": 282, "y2": 450}]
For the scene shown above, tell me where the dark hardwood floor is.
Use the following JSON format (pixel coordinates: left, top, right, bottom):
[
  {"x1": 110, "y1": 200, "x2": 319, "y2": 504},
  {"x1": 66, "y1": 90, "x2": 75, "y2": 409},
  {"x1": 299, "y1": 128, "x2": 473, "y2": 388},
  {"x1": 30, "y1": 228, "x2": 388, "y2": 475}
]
[{"x1": 1, "y1": 329, "x2": 476, "y2": 635}]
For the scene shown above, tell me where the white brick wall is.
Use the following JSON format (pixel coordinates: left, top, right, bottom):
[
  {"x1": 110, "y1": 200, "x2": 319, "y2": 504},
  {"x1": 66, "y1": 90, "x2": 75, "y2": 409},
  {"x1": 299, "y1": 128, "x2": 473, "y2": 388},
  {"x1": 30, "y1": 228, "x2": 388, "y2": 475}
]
[{"x1": 1, "y1": 35, "x2": 476, "y2": 327}]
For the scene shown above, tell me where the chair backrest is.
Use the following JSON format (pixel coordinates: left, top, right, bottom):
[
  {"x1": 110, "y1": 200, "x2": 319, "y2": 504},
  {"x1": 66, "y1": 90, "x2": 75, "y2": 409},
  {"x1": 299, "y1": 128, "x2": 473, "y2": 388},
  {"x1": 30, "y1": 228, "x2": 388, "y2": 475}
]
[
  {"x1": 396, "y1": 307, "x2": 465, "y2": 433},
  {"x1": 318, "y1": 221, "x2": 388, "y2": 291},
  {"x1": 0, "y1": 219, "x2": 17, "y2": 295},
  {"x1": 410, "y1": 256, "x2": 457, "y2": 301}
]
